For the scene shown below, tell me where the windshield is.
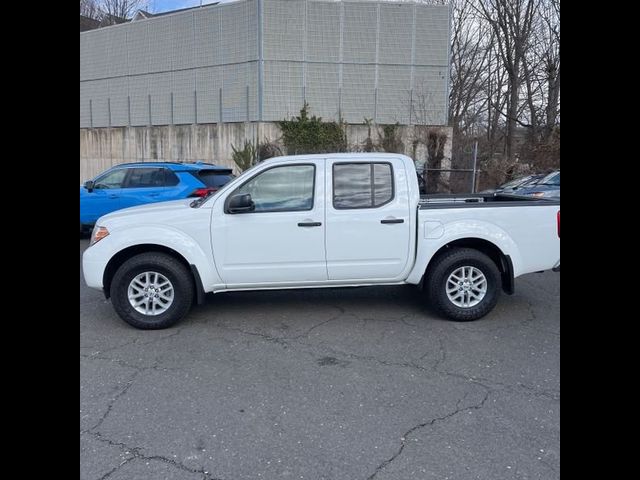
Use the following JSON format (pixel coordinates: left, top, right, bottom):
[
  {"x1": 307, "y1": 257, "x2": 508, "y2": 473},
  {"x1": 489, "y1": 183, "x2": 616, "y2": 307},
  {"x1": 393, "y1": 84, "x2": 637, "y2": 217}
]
[
  {"x1": 537, "y1": 171, "x2": 560, "y2": 186},
  {"x1": 499, "y1": 175, "x2": 533, "y2": 189}
]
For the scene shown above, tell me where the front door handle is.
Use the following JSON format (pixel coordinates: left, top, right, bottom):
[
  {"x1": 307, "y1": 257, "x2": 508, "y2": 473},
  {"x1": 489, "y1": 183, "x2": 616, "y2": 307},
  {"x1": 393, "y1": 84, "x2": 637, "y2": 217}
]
[
  {"x1": 108, "y1": 194, "x2": 118, "y2": 199},
  {"x1": 381, "y1": 218, "x2": 404, "y2": 224},
  {"x1": 298, "y1": 222, "x2": 322, "y2": 227}
]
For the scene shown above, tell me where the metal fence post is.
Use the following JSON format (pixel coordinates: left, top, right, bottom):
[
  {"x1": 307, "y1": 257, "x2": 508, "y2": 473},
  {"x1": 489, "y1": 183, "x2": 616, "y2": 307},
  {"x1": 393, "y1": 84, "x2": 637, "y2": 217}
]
[
  {"x1": 471, "y1": 139, "x2": 478, "y2": 193},
  {"x1": 170, "y1": 92, "x2": 174, "y2": 125},
  {"x1": 147, "y1": 94, "x2": 152, "y2": 126},
  {"x1": 127, "y1": 95, "x2": 131, "y2": 126},
  {"x1": 373, "y1": 88, "x2": 378, "y2": 123},
  {"x1": 107, "y1": 97, "x2": 111, "y2": 128},
  {"x1": 338, "y1": 1, "x2": 344, "y2": 121},
  {"x1": 219, "y1": 87, "x2": 223, "y2": 123},
  {"x1": 246, "y1": 85, "x2": 250, "y2": 121},
  {"x1": 193, "y1": 90, "x2": 198, "y2": 123},
  {"x1": 302, "y1": 0, "x2": 308, "y2": 108},
  {"x1": 257, "y1": 0, "x2": 264, "y2": 121},
  {"x1": 374, "y1": 2, "x2": 380, "y2": 123},
  {"x1": 89, "y1": 99, "x2": 93, "y2": 128},
  {"x1": 194, "y1": 90, "x2": 198, "y2": 124}
]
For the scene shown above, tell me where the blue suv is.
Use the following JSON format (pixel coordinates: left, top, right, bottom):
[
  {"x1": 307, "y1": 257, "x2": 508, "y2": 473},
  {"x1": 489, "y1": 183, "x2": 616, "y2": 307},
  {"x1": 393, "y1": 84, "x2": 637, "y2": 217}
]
[{"x1": 80, "y1": 162, "x2": 235, "y2": 231}]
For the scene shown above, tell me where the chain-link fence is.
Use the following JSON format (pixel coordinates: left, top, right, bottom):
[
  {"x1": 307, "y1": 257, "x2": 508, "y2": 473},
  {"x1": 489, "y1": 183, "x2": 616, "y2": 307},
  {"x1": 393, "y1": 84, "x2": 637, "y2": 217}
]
[{"x1": 418, "y1": 140, "x2": 480, "y2": 194}]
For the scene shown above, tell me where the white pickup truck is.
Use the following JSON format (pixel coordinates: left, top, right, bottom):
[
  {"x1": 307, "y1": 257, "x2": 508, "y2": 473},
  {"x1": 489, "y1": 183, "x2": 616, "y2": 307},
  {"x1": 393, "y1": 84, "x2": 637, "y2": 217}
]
[{"x1": 82, "y1": 153, "x2": 560, "y2": 329}]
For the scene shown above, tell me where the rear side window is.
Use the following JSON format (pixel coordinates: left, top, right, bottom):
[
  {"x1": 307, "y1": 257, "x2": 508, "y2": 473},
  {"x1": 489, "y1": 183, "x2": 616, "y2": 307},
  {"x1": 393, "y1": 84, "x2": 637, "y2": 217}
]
[
  {"x1": 191, "y1": 170, "x2": 235, "y2": 188},
  {"x1": 164, "y1": 170, "x2": 179, "y2": 186},
  {"x1": 333, "y1": 162, "x2": 394, "y2": 209},
  {"x1": 126, "y1": 168, "x2": 166, "y2": 188}
]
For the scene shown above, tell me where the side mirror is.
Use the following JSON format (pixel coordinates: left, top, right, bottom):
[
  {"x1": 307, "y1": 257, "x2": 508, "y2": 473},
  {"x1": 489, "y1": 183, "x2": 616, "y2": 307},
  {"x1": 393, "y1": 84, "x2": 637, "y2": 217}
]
[
  {"x1": 228, "y1": 193, "x2": 255, "y2": 213},
  {"x1": 84, "y1": 180, "x2": 95, "y2": 193}
]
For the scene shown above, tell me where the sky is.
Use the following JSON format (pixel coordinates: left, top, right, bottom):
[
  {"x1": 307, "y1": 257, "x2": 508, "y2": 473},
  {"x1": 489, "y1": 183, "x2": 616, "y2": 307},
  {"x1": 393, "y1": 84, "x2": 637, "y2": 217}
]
[
  {"x1": 149, "y1": 0, "x2": 234, "y2": 13},
  {"x1": 147, "y1": 0, "x2": 425, "y2": 15}
]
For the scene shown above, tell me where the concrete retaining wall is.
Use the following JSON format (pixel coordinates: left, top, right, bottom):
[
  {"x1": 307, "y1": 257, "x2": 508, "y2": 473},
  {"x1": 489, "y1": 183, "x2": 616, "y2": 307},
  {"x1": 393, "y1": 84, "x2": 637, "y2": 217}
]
[{"x1": 80, "y1": 122, "x2": 451, "y2": 181}]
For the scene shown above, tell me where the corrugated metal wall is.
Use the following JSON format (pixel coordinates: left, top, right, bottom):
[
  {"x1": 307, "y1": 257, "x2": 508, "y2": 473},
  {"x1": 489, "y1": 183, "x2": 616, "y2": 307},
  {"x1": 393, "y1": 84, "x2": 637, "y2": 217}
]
[
  {"x1": 80, "y1": 0, "x2": 449, "y2": 128},
  {"x1": 80, "y1": 0, "x2": 259, "y2": 128}
]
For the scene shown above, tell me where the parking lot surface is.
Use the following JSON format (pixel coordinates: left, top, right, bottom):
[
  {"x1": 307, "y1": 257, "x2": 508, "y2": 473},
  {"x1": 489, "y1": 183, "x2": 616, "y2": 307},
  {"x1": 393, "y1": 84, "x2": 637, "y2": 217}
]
[{"x1": 80, "y1": 239, "x2": 559, "y2": 480}]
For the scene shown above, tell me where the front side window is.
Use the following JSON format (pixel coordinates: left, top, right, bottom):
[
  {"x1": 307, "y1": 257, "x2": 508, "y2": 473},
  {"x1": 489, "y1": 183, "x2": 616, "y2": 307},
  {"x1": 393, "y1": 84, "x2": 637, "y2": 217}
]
[
  {"x1": 126, "y1": 168, "x2": 166, "y2": 188},
  {"x1": 94, "y1": 169, "x2": 127, "y2": 189},
  {"x1": 333, "y1": 162, "x2": 393, "y2": 209},
  {"x1": 232, "y1": 164, "x2": 315, "y2": 212}
]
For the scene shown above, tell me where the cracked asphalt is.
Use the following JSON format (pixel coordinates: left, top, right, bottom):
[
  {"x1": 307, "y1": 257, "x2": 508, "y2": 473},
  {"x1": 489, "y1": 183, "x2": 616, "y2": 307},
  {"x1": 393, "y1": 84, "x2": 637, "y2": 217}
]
[{"x1": 80, "y1": 239, "x2": 560, "y2": 480}]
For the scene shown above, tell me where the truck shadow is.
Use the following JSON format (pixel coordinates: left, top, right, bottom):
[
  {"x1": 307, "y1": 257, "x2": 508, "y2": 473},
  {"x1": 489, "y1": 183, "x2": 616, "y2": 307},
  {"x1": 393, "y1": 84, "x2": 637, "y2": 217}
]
[{"x1": 192, "y1": 284, "x2": 442, "y2": 324}]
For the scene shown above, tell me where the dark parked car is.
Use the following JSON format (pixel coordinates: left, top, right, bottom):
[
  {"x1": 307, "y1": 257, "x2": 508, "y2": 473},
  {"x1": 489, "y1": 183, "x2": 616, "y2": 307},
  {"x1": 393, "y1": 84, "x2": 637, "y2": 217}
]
[
  {"x1": 482, "y1": 173, "x2": 546, "y2": 195},
  {"x1": 80, "y1": 161, "x2": 235, "y2": 231},
  {"x1": 516, "y1": 170, "x2": 560, "y2": 199}
]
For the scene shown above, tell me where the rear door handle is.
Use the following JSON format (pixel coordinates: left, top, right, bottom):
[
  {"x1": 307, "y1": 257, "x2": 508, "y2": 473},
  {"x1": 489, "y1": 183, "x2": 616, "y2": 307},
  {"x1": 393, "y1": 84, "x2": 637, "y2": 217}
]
[
  {"x1": 298, "y1": 222, "x2": 322, "y2": 227},
  {"x1": 381, "y1": 218, "x2": 404, "y2": 224},
  {"x1": 148, "y1": 193, "x2": 160, "y2": 197}
]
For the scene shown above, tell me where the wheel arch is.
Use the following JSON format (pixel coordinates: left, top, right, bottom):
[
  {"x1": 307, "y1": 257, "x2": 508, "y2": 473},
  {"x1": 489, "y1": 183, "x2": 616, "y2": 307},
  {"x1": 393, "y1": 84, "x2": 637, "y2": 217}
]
[
  {"x1": 424, "y1": 238, "x2": 515, "y2": 295},
  {"x1": 102, "y1": 244, "x2": 206, "y2": 303}
]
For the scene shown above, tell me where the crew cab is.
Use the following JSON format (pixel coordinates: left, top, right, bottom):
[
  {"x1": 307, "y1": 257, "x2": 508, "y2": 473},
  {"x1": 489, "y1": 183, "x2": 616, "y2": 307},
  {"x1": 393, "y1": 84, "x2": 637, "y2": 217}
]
[{"x1": 82, "y1": 154, "x2": 560, "y2": 329}]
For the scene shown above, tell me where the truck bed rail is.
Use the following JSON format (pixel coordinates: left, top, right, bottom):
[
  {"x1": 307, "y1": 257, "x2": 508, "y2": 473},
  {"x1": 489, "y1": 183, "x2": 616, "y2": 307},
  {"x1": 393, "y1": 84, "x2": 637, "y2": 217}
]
[{"x1": 419, "y1": 193, "x2": 560, "y2": 209}]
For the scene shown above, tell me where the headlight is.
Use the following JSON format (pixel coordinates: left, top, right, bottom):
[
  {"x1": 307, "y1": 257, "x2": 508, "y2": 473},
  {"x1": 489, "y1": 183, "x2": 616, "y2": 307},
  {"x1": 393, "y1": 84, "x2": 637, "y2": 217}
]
[{"x1": 90, "y1": 226, "x2": 109, "y2": 246}]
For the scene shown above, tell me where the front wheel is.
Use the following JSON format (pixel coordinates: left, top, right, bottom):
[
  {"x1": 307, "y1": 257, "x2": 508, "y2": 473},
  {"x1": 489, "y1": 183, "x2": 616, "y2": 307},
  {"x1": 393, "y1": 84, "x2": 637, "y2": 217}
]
[
  {"x1": 110, "y1": 252, "x2": 194, "y2": 329},
  {"x1": 425, "y1": 248, "x2": 501, "y2": 321}
]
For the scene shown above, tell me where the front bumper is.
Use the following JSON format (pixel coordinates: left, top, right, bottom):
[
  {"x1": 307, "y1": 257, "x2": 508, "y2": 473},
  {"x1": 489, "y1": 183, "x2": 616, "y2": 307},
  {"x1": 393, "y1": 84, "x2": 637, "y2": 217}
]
[{"x1": 82, "y1": 244, "x2": 108, "y2": 290}]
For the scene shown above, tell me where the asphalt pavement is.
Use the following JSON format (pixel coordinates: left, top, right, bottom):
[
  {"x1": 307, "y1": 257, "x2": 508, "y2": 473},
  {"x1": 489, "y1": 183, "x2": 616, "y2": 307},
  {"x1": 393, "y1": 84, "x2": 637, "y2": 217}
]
[{"x1": 80, "y1": 239, "x2": 560, "y2": 480}]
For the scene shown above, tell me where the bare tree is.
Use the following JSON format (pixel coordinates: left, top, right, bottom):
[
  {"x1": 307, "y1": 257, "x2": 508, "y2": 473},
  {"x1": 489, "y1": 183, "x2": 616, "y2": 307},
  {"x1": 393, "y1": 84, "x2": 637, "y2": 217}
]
[
  {"x1": 540, "y1": 0, "x2": 560, "y2": 140},
  {"x1": 449, "y1": 0, "x2": 492, "y2": 136},
  {"x1": 99, "y1": 0, "x2": 150, "y2": 22},
  {"x1": 441, "y1": 0, "x2": 559, "y2": 188},
  {"x1": 80, "y1": 0, "x2": 101, "y2": 19},
  {"x1": 476, "y1": 0, "x2": 537, "y2": 165}
]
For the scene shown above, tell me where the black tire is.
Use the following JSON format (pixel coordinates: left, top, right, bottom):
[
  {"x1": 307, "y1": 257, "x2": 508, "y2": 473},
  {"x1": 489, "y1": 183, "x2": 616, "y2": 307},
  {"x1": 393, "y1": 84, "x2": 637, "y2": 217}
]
[
  {"x1": 110, "y1": 252, "x2": 194, "y2": 330},
  {"x1": 425, "y1": 247, "x2": 501, "y2": 321}
]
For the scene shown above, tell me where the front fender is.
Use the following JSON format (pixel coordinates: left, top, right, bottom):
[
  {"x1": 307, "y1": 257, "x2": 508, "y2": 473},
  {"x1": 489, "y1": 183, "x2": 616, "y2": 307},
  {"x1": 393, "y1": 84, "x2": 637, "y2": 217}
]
[{"x1": 82, "y1": 224, "x2": 221, "y2": 291}]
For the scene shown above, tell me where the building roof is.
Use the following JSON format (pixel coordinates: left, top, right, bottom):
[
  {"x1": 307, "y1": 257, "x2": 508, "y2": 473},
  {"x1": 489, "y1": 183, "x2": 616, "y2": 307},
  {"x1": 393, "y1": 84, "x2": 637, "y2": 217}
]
[
  {"x1": 132, "y1": 4, "x2": 221, "y2": 21},
  {"x1": 132, "y1": 9, "x2": 154, "y2": 21},
  {"x1": 82, "y1": 2, "x2": 228, "y2": 30},
  {"x1": 80, "y1": 14, "x2": 100, "y2": 32},
  {"x1": 80, "y1": 13, "x2": 129, "y2": 31},
  {"x1": 100, "y1": 13, "x2": 129, "y2": 26}
]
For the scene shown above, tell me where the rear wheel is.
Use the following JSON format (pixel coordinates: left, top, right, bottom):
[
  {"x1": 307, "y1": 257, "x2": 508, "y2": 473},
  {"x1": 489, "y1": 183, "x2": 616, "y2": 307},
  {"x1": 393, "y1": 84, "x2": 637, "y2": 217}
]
[
  {"x1": 110, "y1": 252, "x2": 194, "y2": 329},
  {"x1": 425, "y1": 248, "x2": 501, "y2": 321}
]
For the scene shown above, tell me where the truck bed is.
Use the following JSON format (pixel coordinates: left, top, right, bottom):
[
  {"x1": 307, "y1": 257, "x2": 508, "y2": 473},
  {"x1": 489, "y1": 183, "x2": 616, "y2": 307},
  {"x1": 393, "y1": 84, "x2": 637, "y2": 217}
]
[{"x1": 414, "y1": 193, "x2": 560, "y2": 279}]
